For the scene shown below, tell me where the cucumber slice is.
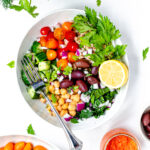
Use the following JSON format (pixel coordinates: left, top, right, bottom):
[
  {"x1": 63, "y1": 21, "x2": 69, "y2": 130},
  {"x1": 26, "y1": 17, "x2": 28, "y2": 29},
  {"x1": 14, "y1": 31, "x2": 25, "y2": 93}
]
[
  {"x1": 38, "y1": 61, "x2": 50, "y2": 71},
  {"x1": 27, "y1": 86, "x2": 38, "y2": 99}
]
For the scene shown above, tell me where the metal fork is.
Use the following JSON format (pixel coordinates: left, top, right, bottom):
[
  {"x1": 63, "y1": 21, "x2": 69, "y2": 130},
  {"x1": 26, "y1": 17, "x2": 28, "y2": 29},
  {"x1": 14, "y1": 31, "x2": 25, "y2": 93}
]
[{"x1": 21, "y1": 56, "x2": 83, "y2": 150}]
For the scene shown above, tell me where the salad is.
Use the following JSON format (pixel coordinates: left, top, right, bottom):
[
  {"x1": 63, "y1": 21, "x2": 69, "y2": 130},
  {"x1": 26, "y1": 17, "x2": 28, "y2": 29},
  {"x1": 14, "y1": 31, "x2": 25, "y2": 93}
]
[{"x1": 21, "y1": 7, "x2": 128, "y2": 123}]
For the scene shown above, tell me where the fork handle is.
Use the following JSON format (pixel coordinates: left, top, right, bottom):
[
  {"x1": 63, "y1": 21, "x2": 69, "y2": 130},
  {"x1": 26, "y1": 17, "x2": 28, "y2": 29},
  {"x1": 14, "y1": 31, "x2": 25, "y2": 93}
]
[{"x1": 41, "y1": 91, "x2": 83, "y2": 150}]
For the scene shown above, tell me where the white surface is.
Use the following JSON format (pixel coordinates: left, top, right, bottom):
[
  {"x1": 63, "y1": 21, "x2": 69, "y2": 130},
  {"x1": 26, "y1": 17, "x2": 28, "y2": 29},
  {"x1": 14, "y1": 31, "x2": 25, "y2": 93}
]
[
  {"x1": 0, "y1": 0, "x2": 150, "y2": 149},
  {"x1": 16, "y1": 8, "x2": 128, "y2": 131}
]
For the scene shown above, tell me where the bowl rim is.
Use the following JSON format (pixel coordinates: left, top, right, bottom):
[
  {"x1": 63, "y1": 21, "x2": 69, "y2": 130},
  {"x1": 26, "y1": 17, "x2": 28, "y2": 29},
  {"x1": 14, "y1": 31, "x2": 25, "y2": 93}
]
[
  {"x1": 0, "y1": 134, "x2": 60, "y2": 150},
  {"x1": 16, "y1": 8, "x2": 129, "y2": 131}
]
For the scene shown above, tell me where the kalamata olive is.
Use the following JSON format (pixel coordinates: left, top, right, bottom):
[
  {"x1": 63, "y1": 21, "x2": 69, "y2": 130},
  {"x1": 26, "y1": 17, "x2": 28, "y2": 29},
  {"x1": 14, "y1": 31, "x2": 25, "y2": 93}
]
[
  {"x1": 91, "y1": 66, "x2": 99, "y2": 75},
  {"x1": 76, "y1": 80, "x2": 88, "y2": 92},
  {"x1": 71, "y1": 70, "x2": 85, "y2": 79},
  {"x1": 87, "y1": 76, "x2": 100, "y2": 85},
  {"x1": 142, "y1": 112, "x2": 150, "y2": 126},
  {"x1": 60, "y1": 79, "x2": 73, "y2": 88},
  {"x1": 74, "y1": 59, "x2": 90, "y2": 68},
  {"x1": 147, "y1": 133, "x2": 150, "y2": 139},
  {"x1": 145, "y1": 124, "x2": 150, "y2": 132}
]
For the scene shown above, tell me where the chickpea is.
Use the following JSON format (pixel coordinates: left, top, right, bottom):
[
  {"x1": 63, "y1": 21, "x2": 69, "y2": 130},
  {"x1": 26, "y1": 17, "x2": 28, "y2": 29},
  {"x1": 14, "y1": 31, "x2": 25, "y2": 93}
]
[
  {"x1": 60, "y1": 88, "x2": 67, "y2": 95},
  {"x1": 60, "y1": 110, "x2": 68, "y2": 117},
  {"x1": 52, "y1": 102, "x2": 58, "y2": 107},
  {"x1": 71, "y1": 94, "x2": 80, "y2": 102},
  {"x1": 40, "y1": 98, "x2": 46, "y2": 103},
  {"x1": 61, "y1": 94, "x2": 71, "y2": 99},
  {"x1": 74, "y1": 87, "x2": 79, "y2": 93},
  {"x1": 46, "y1": 105, "x2": 51, "y2": 111},
  {"x1": 49, "y1": 85, "x2": 55, "y2": 93},
  {"x1": 39, "y1": 94, "x2": 43, "y2": 98},
  {"x1": 62, "y1": 103, "x2": 69, "y2": 110},
  {"x1": 58, "y1": 98, "x2": 65, "y2": 105},
  {"x1": 53, "y1": 81, "x2": 60, "y2": 88},
  {"x1": 52, "y1": 112, "x2": 56, "y2": 116},
  {"x1": 57, "y1": 105, "x2": 62, "y2": 112},
  {"x1": 56, "y1": 95, "x2": 60, "y2": 99},
  {"x1": 68, "y1": 104, "x2": 76, "y2": 111},
  {"x1": 48, "y1": 94, "x2": 52, "y2": 100},
  {"x1": 71, "y1": 101, "x2": 77, "y2": 105},
  {"x1": 69, "y1": 110, "x2": 76, "y2": 116},
  {"x1": 55, "y1": 88, "x2": 60, "y2": 95}
]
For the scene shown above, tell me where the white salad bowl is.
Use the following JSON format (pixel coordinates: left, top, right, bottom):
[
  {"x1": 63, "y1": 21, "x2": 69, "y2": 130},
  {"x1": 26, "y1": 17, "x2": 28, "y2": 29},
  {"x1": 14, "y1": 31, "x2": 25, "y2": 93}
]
[
  {"x1": 16, "y1": 9, "x2": 129, "y2": 130},
  {"x1": 0, "y1": 135, "x2": 60, "y2": 150}
]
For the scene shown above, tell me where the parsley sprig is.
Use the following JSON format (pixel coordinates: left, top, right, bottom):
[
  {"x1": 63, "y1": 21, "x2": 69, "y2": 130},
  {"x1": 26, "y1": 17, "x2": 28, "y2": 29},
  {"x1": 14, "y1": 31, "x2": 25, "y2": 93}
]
[{"x1": 143, "y1": 47, "x2": 149, "y2": 60}]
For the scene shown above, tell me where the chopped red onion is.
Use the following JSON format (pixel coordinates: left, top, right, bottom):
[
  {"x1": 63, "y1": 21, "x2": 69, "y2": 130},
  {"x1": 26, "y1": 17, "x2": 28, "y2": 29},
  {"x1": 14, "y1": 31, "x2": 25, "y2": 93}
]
[
  {"x1": 76, "y1": 49, "x2": 80, "y2": 56},
  {"x1": 62, "y1": 51, "x2": 68, "y2": 59},
  {"x1": 64, "y1": 114, "x2": 73, "y2": 121},
  {"x1": 77, "y1": 103, "x2": 85, "y2": 111}
]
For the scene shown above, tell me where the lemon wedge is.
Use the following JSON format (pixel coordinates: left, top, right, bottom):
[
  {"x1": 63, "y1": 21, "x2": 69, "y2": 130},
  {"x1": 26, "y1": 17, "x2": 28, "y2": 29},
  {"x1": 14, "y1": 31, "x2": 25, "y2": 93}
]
[{"x1": 99, "y1": 60, "x2": 129, "y2": 89}]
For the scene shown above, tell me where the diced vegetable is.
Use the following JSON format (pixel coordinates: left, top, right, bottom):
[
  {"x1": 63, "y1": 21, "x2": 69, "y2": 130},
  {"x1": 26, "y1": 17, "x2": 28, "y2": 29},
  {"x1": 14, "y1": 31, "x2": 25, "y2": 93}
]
[
  {"x1": 38, "y1": 61, "x2": 50, "y2": 71},
  {"x1": 27, "y1": 86, "x2": 38, "y2": 99},
  {"x1": 21, "y1": 70, "x2": 30, "y2": 86},
  {"x1": 77, "y1": 103, "x2": 85, "y2": 111},
  {"x1": 31, "y1": 41, "x2": 42, "y2": 53},
  {"x1": 35, "y1": 52, "x2": 47, "y2": 63}
]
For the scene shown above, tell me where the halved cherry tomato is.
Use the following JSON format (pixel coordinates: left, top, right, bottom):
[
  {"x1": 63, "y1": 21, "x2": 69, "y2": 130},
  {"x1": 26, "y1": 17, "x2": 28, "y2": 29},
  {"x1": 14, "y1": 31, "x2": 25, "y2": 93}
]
[
  {"x1": 47, "y1": 50, "x2": 57, "y2": 60},
  {"x1": 57, "y1": 48, "x2": 66, "y2": 59},
  {"x1": 68, "y1": 52, "x2": 76, "y2": 63},
  {"x1": 40, "y1": 26, "x2": 51, "y2": 35},
  {"x1": 57, "y1": 59, "x2": 68, "y2": 70},
  {"x1": 62, "y1": 22, "x2": 73, "y2": 31},
  {"x1": 66, "y1": 41, "x2": 79, "y2": 52},
  {"x1": 65, "y1": 31, "x2": 76, "y2": 41},
  {"x1": 33, "y1": 146, "x2": 47, "y2": 150},
  {"x1": 40, "y1": 36, "x2": 47, "y2": 47},
  {"x1": 58, "y1": 40, "x2": 64, "y2": 45},
  {"x1": 14, "y1": 142, "x2": 25, "y2": 150},
  {"x1": 23, "y1": 143, "x2": 33, "y2": 150},
  {"x1": 46, "y1": 38, "x2": 58, "y2": 49},
  {"x1": 54, "y1": 28, "x2": 65, "y2": 40},
  {"x1": 46, "y1": 32, "x2": 54, "y2": 41},
  {"x1": 4, "y1": 142, "x2": 14, "y2": 150}
]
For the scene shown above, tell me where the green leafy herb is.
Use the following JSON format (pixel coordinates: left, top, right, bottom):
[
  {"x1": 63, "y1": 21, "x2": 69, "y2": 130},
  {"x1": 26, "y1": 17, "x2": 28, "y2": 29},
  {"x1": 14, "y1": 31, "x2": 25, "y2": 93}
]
[
  {"x1": 143, "y1": 47, "x2": 149, "y2": 60},
  {"x1": 70, "y1": 118, "x2": 79, "y2": 124},
  {"x1": 7, "y1": 60, "x2": 15, "y2": 68},
  {"x1": 1, "y1": 0, "x2": 38, "y2": 18},
  {"x1": 63, "y1": 66, "x2": 73, "y2": 75},
  {"x1": 72, "y1": 55, "x2": 79, "y2": 61},
  {"x1": 79, "y1": 109, "x2": 93, "y2": 119},
  {"x1": 86, "y1": 73, "x2": 92, "y2": 77},
  {"x1": 93, "y1": 105, "x2": 108, "y2": 118},
  {"x1": 96, "y1": 0, "x2": 101, "y2": 6},
  {"x1": 51, "y1": 65, "x2": 61, "y2": 81},
  {"x1": 67, "y1": 86, "x2": 79, "y2": 93},
  {"x1": 27, "y1": 124, "x2": 35, "y2": 135},
  {"x1": 51, "y1": 94, "x2": 57, "y2": 103}
]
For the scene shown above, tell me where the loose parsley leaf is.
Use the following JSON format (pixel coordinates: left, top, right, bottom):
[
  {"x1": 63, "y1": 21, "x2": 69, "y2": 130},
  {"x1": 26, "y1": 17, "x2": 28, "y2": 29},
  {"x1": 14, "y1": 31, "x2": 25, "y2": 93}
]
[
  {"x1": 70, "y1": 118, "x2": 79, "y2": 124},
  {"x1": 79, "y1": 109, "x2": 93, "y2": 119},
  {"x1": 143, "y1": 47, "x2": 149, "y2": 60},
  {"x1": 72, "y1": 55, "x2": 79, "y2": 61},
  {"x1": 63, "y1": 66, "x2": 73, "y2": 75},
  {"x1": 27, "y1": 124, "x2": 35, "y2": 135},
  {"x1": 93, "y1": 105, "x2": 108, "y2": 118},
  {"x1": 86, "y1": 73, "x2": 92, "y2": 77},
  {"x1": 7, "y1": 60, "x2": 15, "y2": 68},
  {"x1": 96, "y1": 0, "x2": 101, "y2": 6},
  {"x1": 51, "y1": 94, "x2": 57, "y2": 103}
]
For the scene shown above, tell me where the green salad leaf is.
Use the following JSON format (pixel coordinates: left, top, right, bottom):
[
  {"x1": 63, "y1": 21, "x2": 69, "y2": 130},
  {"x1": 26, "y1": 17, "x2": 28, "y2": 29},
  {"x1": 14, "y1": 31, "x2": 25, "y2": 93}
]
[
  {"x1": 79, "y1": 109, "x2": 93, "y2": 119},
  {"x1": 7, "y1": 60, "x2": 15, "y2": 68},
  {"x1": 27, "y1": 124, "x2": 35, "y2": 135},
  {"x1": 143, "y1": 47, "x2": 149, "y2": 60},
  {"x1": 63, "y1": 66, "x2": 73, "y2": 75},
  {"x1": 70, "y1": 118, "x2": 79, "y2": 124},
  {"x1": 96, "y1": 0, "x2": 101, "y2": 6},
  {"x1": 51, "y1": 94, "x2": 57, "y2": 103}
]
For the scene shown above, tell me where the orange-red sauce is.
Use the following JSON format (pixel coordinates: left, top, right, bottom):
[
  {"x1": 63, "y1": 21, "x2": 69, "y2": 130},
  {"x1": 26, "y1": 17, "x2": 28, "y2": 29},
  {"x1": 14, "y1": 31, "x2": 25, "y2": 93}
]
[{"x1": 106, "y1": 135, "x2": 138, "y2": 150}]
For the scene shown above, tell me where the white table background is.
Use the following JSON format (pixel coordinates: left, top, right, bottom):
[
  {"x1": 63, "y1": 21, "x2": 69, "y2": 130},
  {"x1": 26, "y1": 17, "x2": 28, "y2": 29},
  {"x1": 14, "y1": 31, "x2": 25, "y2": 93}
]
[{"x1": 0, "y1": 0, "x2": 150, "y2": 149}]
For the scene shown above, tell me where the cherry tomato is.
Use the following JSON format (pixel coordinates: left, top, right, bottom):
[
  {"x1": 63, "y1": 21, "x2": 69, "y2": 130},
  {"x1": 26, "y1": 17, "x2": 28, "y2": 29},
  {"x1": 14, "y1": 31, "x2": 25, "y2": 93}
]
[
  {"x1": 57, "y1": 59, "x2": 68, "y2": 70},
  {"x1": 40, "y1": 36, "x2": 47, "y2": 47},
  {"x1": 65, "y1": 31, "x2": 76, "y2": 41},
  {"x1": 66, "y1": 41, "x2": 79, "y2": 52},
  {"x1": 46, "y1": 32, "x2": 54, "y2": 41},
  {"x1": 57, "y1": 48, "x2": 66, "y2": 59},
  {"x1": 23, "y1": 143, "x2": 33, "y2": 150},
  {"x1": 68, "y1": 52, "x2": 76, "y2": 63},
  {"x1": 4, "y1": 142, "x2": 14, "y2": 150},
  {"x1": 58, "y1": 40, "x2": 64, "y2": 45},
  {"x1": 14, "y1": 142, "x2": 25, "y2": 150},
  {"x1": 33, "y1": 146, "x2": 47, "y2": 150},
  {"x1": 62, "y1": 22, "x2": 73, "y2": 31},
  {"x1": 47, "y1": 50, "x2": 57, "y2": 60},
  {"x1": 46, "y1": 38, "x2": 58, "y2": 49},
  {"x1": 54, "y1": 28, "x2": 65, "y2": 40},
  {"x1": 40, "y1": 26, "x2": 51, "y2": 35}
]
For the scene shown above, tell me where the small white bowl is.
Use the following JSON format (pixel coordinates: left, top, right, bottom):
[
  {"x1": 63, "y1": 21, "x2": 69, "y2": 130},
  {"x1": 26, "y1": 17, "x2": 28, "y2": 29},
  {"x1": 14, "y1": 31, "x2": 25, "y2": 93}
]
[
  {"x1": 16, "y1": 9, "x2": 129, "y2": 131},
  {"x1": 0, "y1": 135, "x2": 60, "y2": 150}
]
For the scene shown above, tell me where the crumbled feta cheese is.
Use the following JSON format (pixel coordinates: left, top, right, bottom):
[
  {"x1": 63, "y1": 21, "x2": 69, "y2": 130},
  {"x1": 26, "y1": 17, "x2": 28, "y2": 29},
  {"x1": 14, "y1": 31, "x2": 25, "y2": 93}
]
[
  {"x1": 93, "y1": 83, "x2": 99, "y2": 89},
  {"x1": 69, "y1": 74, "x2": 71, "y2": 80},
  {"x1": 78, "y1": 90, "x2": 82, "y2": 94},
  {"x1": 81, "y1": 94, "x2": 90, "y2": 103},
  {"x1": 59, "y1": 44, "x2": 66, "y2": 48},
  {"x1": 66, "y1": 99, "x2": 72, "y2": 103},
  {"x1": 58, "y1": 76, "x2": 64, "y2": 82},
  {"x1": 68, "y1": 63, "x2": 72, "y2": 67},
  {"x1": 83, "y1": 51, "x2": 87, "y2": 55},
  {"x1": 84, "y1": 70, "x2": 89, "y2": 74},
  {"x1": 88, "y1": 49, "x2": 92, "y2": 54}
]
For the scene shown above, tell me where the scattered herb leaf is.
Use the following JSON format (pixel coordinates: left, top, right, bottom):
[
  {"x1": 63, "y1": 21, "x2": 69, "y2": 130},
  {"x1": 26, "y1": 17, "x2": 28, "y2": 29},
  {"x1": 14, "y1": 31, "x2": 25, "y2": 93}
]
[
  {"x1": 96, "y1": 0, "x2": 101, "y2": 6},
  {"x1": 27, "y1": 124, "x2": 35, "y2": 135},
  {"x1": 70, "y1": 118, "x2": 79, "y2": 124},
  {"x1": 63, "y1": 66, "x2": 73, "y2": 75},
  {"x1": 51, "y1": 94, "x2": 57, "y2": 103},
  {"x1": 143, "y1": 47, "x2": 149, "y2": 60},
  {"x1": 7, "y1": 60, "x2": 15, "y2": 68}
]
